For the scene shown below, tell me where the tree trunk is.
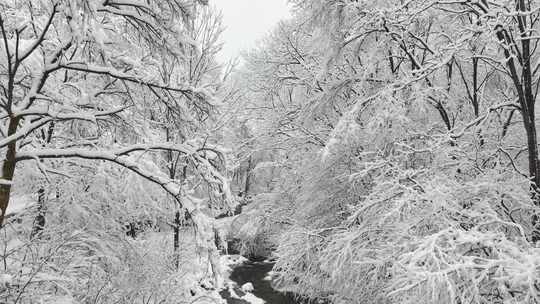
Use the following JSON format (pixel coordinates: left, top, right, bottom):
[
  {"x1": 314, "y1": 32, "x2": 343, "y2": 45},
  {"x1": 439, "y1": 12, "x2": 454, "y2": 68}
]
[
  {"x1": 493, "y1": 0, "x2": 540, "y2": 241},
  {"x1": 0, "y1": 118, "x2": 20, "y2": 227},
  {"x1": 30, "y1": 188, "x2": 46, "y2": 238},
  {"x1": 174, "y1": 210, "x2": 181, "y2": 269},
  {"x1": 524, "y1": 115, "x2": 540, "y2": 242},
  {"x1": 243, "y1": 156, "x2": 252, "y2": 197}
]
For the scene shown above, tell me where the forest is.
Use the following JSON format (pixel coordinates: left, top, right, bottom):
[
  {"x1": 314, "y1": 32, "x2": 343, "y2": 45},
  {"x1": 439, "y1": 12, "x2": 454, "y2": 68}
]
[{"x1": 1, "y1": 0, "x2": 540, "y2": 303}]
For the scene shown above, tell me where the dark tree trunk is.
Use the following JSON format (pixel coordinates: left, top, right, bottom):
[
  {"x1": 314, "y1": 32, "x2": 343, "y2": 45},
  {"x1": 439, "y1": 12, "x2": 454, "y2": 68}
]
[
  {"x1": 174, "y1": 210, "x2": 181, "y2": 269},
  {"x1": 243, "y1": 156, "x2": 252, "y2": 197},
  {"x1": 0, "y1": 118, "x2": 21, "y2": 227},
  {"x1": 30, "y1": 188, "x2": 46, "y2": 238},
  {"x1": 495, "y1": 0, "x2": 540, "y2": 242}
]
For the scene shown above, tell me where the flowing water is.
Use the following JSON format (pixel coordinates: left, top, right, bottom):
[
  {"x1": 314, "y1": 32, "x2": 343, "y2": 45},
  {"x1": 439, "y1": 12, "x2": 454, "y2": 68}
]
[{"x1": 221, "y1": 260, "x2": 301, "y2": 304}]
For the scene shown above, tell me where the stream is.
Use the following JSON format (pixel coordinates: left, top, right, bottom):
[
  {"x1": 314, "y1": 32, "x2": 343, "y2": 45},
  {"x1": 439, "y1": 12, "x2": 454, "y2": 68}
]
[{"x1": 220, "y1": 259, "x2": 302, "y2": 304}]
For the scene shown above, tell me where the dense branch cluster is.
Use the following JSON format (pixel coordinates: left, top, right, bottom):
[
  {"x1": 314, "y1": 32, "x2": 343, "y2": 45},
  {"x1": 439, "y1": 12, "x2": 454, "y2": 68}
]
[
  {"x1": 4, "y1": 0, "x2": 540, "y2": 303},
  {"x1": 230, "y1": 0, "x2": 540, "y2": 303},
  {"x1": 0, "y1": 1, "x2": 235, "y2": 303}
]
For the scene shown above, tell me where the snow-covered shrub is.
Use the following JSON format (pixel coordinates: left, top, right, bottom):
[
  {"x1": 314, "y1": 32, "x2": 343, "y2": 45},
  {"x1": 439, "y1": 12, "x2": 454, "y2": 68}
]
[
  {"x1": 0, "y1": 160, "x2": 224, "y2": 304},
  {"x1": 225, "y1": 193, "x2": 291, "y2": 259}
]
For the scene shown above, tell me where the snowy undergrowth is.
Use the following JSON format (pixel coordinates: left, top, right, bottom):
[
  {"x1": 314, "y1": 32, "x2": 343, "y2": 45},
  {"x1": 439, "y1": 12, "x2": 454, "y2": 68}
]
[{"x1": 1, "y1": 206, "x2": 225, "y2": 304}]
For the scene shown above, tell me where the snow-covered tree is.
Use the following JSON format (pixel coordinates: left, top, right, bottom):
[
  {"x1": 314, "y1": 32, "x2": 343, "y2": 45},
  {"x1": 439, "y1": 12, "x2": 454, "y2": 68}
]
[
  {"x1": 0, "y1": 1, "x2": 235, "y2": 302},
  {"x1": 231, "y1": 1, "x2": 540, "y2": 303}
]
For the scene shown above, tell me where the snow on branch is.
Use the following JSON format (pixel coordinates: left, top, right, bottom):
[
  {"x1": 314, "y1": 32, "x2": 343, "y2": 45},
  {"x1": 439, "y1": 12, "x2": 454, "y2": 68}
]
[
  {"x1": 60, "y1": 62, "x2": 198, "y2": 98},
  {"x1": 0, "y1": 106, "x2": 131, "y2": 149},
  {"x1": 12, "y1": 106, "x2": 130, "y2": 120},
  {"x1": 449, "y1": 101, "x2": 519, "y2": 139},
  {"x1": 14, "y1": 143, "x2": 229, "y2": 286},
  {"x1": 14, "y1": 143, "x2": 234, "y2": 209}
]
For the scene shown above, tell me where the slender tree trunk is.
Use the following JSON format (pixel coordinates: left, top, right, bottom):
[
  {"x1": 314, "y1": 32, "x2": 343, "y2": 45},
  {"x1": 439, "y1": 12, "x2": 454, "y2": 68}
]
[
  {"x1": 523, "y1": 116, "x2": 540, "y2": 191},
  {"x1": 174, "y1": 210, "x2": 181, "y2": 269},
  {"x1": 243, "y1": 156, "x2": 252, "y2": 197},
  {"x1": 0, "y1": 118, "x2": 20, "y2": 227},
  {"x1": 524, "y1": 113, "x2": 540, "y2": 242},
  {"x1": 30, "y1": 188, "x2": 46, "y2": 238}
]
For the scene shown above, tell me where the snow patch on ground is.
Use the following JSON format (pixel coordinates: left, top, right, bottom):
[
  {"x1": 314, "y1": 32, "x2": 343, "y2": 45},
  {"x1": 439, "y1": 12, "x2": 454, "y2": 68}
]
[
  {"x1": 220, "y1": 254, "x2": 247, "y2": 273},
  {"x1": 242, "y1": 292, "x2": 265, "y2": 304},
  {"x1": 263, "y1": 271, "x2": 275, "y2": 281},
  {"x1": 241, "y1": 282, "x2": 254, "y2": 292}
]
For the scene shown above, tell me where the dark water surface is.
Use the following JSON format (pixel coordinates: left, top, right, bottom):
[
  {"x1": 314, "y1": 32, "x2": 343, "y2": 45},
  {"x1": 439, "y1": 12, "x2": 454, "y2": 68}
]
[{"x1": 222, "y1": 260, "x2": 300, "y2": 304}]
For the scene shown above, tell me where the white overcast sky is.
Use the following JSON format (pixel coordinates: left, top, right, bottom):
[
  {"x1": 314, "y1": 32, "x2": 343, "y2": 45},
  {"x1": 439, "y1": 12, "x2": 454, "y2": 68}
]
[{"x1": 210, "y1": 0, "x2": 291, "y2": 62}]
